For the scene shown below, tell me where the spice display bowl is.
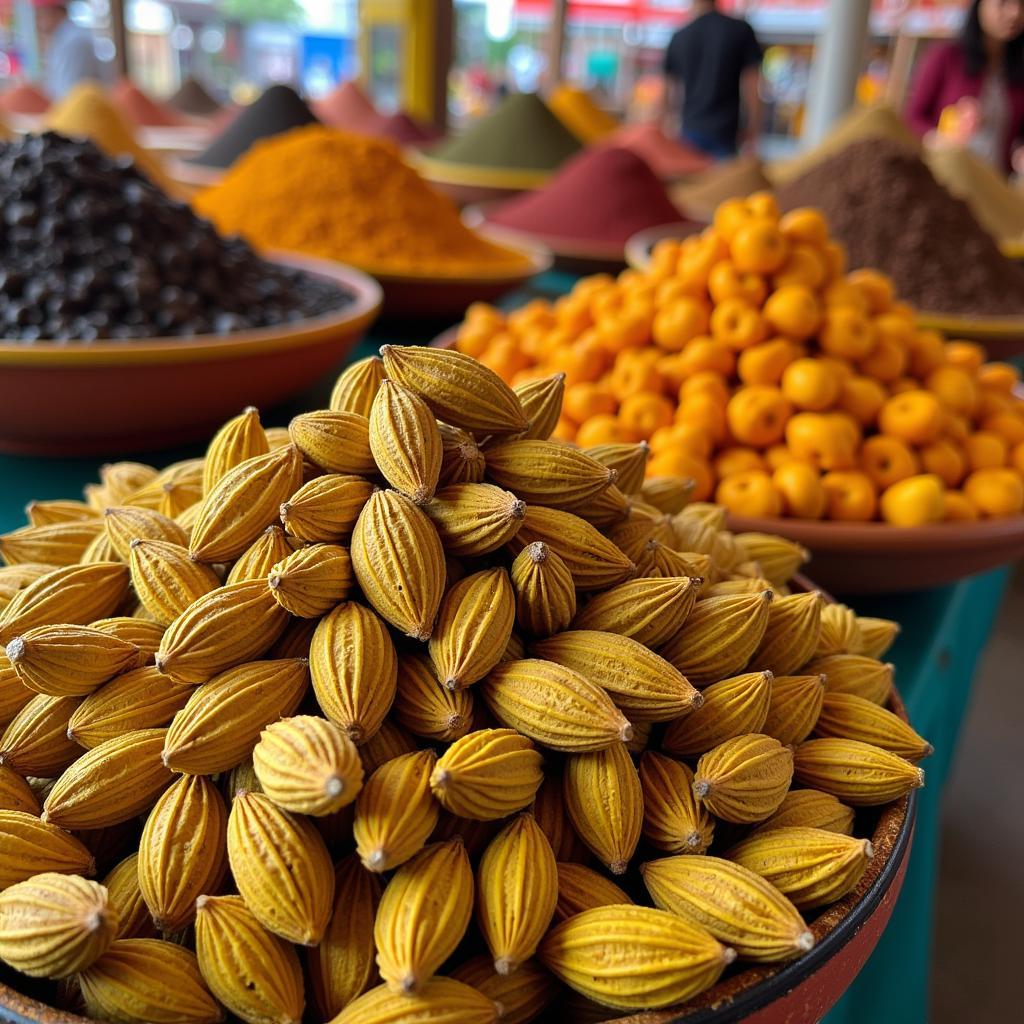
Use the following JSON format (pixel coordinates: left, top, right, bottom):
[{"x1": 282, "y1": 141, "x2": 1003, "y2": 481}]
[
  {"x1": 624, "y1": 221, "x2": 710, "y2": 273},
  {"x1": 363, "y1": 235, "x2": 552, "y2": 321},
  {"x1": 914, "y1": 310, "x2": 1024, "y2": 359},
  {"x1": 464, "y1": 203, "x2": 699, "y2": 275},
  {"x1": 724, "y1": 513, "x2": 1024, "y2": 593},
  {"x1": 0, "y1": 254, "x2": 381, "y2": 456}
]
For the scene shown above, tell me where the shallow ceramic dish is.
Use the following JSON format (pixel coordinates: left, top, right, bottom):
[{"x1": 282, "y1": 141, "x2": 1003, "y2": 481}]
[
  {"x1": 0, "y1": 254, "x2": 381, "y2": 456},
  {"x1": 625, "y1": 221, "x2": 710, "y2": 273},
  {"x1": 726, "y1": 513, "x2": 1024, "y2": 593},
  {"x1": 913, "y1": 310, "x2": 1024, "y2": 359}
]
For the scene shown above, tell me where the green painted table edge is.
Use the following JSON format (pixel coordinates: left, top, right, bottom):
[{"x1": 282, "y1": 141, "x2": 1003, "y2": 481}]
[{"x1": 0, "y1": 270, "x2": 1010, "y2": 1024}]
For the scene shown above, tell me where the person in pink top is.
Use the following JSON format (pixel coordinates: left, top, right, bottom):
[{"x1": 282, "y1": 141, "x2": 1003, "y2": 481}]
[{"x1": 906, "y1": 0, "x2": 1024, "y2": 171}]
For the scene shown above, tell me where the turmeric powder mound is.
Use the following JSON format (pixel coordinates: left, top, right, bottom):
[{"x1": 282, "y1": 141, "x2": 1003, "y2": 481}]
[
  {"x1": 548, "y1": 84, "x2": 619, "y2": 144},
  {"x1": 194, "y1": 126, "x2": 531, "y2": 277}
]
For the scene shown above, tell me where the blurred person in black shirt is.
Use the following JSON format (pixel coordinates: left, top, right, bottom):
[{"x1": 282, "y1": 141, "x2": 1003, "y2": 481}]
[{"x1": 662, "y1": 0, "x2": 764, "y2": 158}]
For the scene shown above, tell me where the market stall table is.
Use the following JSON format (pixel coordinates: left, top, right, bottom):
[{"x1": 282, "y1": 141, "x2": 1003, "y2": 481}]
[{"x1": 0, "y1": 273, "x2": 1008, "y2": 1024}]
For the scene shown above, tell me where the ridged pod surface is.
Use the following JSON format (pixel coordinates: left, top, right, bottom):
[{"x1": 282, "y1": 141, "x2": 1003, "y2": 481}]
[
  {"x1": 201, "y1": 407, "x2": 269, "y2": 496},
  {"x1": 477, "y1": 814, "x2": 557, "y2": 974},
  {"x1": 530, "y1": 772, "x2": 589, "y2": 863},
  {"x1": 103, "y1": 507, "x2": 187, "y2": 562},
  {"x1": 734, "y1": 533, "x2": 808, "y2": 587},
  {"x1": 0, "y1": 652, "x2": 34, "y2": 729},
  {"x1": 762, "y1": 674, "x2": 827, "y2": 747},
  {"x1": 639, "y1": 752, "x2": 714, "y2": 856},
  {"x1": 137, "y1": 775, "x2": 227, "y2": 932},
  {"x1": 162, "y1": 659, "x2": 309, "y2": 776},
  {"x1": 224, "y1": 525, "x2": 293, "y2": 586},
  {"x1": 728, "y1": 826, "x2": 875, "y2": 910},
  {"x1": 815, "y1": 603, "x2": 863, "y2": 657},
  {"x1": 659, "y1": 592, "x2": 774, "y2": 687},
  {"x1": 425, "y1": 483, "x2": 525, "y2": 557},
  {"x1": 67, "y1": 668, "x2": 191, "y2": 750},
  {"x1": 351, "y1": 490, "x2": 445, "y2": 641},
  {"x1": 662, "y1": 672, "x2": 772, "y2": 759},
  {"x1": 485, "y1": 440, "x2": 616, "y2": 507},
  {"x1": 394, "y1": 654, "x2": 473, "y2": 742},
  {"x1": 279, "y1": 474, "x2": 375, "y2": 544},
  {"x1": 90, "y1": 617, "x2": 165, "y2": 663},
  {"x1": 267, "y1": 543, "x2": 353, "y2": 619},
  {"x1": 564, "y1": 743, "x2": 642, "y2": 875},
  {"x1": 0, "y1": 811, "x2": 95, "y2": 891},
  {"x1": 533, "y1": 630, "x2": 701, "y2": 724},
  {"x1": 5, "y1": 624, "x2": 141, "y2": 697},
  {"x1": 810, "y1": 658, "x2": 896, "y2": 711},
  {"x1": 814, "y1": 693, "x2": 933, "y2": 762},
  {"x1": 155, "y1": 581, "x2": 289, "y2": 685},
  {"x1": 636, "y1": 541, "x2": 708, "y2": 581},
  {"x1": 510, "y1": 542, "x2": 576, "y2": 638},
  {"x1": 252, "y1": 715, "x2": 363, "y2": 816},
  {"x1": 0, "y1": 563, "x2": 129, "y2": 646},
  {"x1": 380, "y1": 344, "x2": 528, "y2": 436},
  {"x1": 129, "y1": 459, "x2": 204, "y2": 519},
  {"x1": 539, "y1": 905, "x2": 733, "y2": 1011},
  {"x1": 42, "y1": 729, "x2": 173, "y2": 830},
  {"x1": 793, "y1": 738, "x2": 925, "y2": 805},
  {"x1": 571, "y1": 576, "x2": 697, "y2": 649},
  {"x1": 0, "y1": 564, "x2": 52, "y2": 611},
  {"x1": 507, "y1": 506, "x2": 634, "y2": 591},
  {"x1": 329, "y1": 356, "x2": 386, "y2": 417},
  {"x1": 692, "y1": 734, "x2": 794, "y2": 824},
  {"x1": 0, "y1": 764, "x2": 39, "y2": 814},
  {"x1": 513, "y1": 373, "x2": 565, "y2": 441},
  {"x1": 437, "y1": 424, "x2": 487, "y2": 487},
  {"x1": 188, "y1": 445, "x2": 303, "y2": 564},
  {"x1": 227, "y1": 792, "x2": 334, "y2": 945},
  {"x1": 482, "y1": 659, "x2": 632, "y2": 752},
  {"x1": 354, "y1": 750, "x2": 439, "y2": 873},
  {"x1": 194, "y1": 894, "x2": 304, "y2": 1024},
  {"x1": 0, "y1": 520, "x2": 104, "y2": 568},
  {"x1": 87, "y1": 462, "x2": 158, "y2": 509},
  {"x1": 128, "y1": 540, "x2": 222, "y2": 627},
  {"x1": 641, "y1": 855, "x2": 814, "y2": 963},
  {"x1": 553, "y1": 862, "x2": 632, "y2": 922},
  {"x1": 0, "y1": 694, "x2": 81, "y2": 776},
  {"x1": 332, "y1": 977, "x2": 498, "y2": 1024},
  {"x1": 369, "y1": 380, "x2": 443, "y2": 504},
  {"x1": 753, "y1": 789, "x2": 855, "y2": 836},
  {"x1": 78, "y1": 939, "x2": 223, "y2": 1024},
  {"x1": 308, "y1": 855, "x2": 381, "y2": 1020},
  {"x1": 287, "y1": 410, "x2": 376, "y2": 475},
  {"x1": 0, "y1": 872, "x2": 117, "y2": 978},
  {"x1": 641, "y1": 476, "x2": 696, "y2": 513},
  {"x1": 430, "y1": 728, "x2": 543, "y2": 821},
  {"x1": 856, "y1": 617, "x2": 900, "y2": 659},
  {"x1": 373, "y1": 838, "x2": 474, "y2": 994},
  {"x1": 310, "y1": 602, "x2": 397, "y2": 744},
  {"x1": 452, "y1": 954, "x2": 557, "y2": 1024},
  {"x1": 25, "y1": 501, "x2": 98, "y2": 527},
  {"x1": 429, "y1": 568, "x2": 515, "y2": 691},
  {"x1": 585, "y1": 442, "x2": 649, "y2": 496},
  {"x1": 357, "y1": 720, "x2": 417, "y2": 776},
  {"x1": 102, "y1": 854, "x2": 154, "y2": 939},
  {"x1": 750, "y1": 592, "x2": 823, "y2": 676}
]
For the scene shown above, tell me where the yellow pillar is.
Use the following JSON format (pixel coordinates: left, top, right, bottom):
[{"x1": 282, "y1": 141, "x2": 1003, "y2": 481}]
[{"x1": 359, "y1": 0, "x2": 453, "y2": 131}]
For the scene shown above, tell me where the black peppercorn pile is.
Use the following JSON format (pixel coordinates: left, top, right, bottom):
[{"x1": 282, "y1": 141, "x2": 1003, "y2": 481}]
[{"x1": 0, "y1": 133, "x2": 354, "y2": 341}]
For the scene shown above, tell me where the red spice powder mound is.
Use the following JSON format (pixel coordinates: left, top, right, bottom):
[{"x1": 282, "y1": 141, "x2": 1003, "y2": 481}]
[
  {"x1": 378, "y1": 111, "x2": 441, "y2": 147},
  {"x1": 612, "y1": 122, "x2": 713, "y2": 179},
  {"x1": 313, "y1": 80, "x2": 380, "y2": 133},
  {"x1": 486, "y1": 145, "x2": 684, "y2": 246},
  {"x1": 0, "y1": 82, "x2": 50, "y2": 115},
  {"x1": 112, "y1": 79, "x2": 187, "y2": 127}
]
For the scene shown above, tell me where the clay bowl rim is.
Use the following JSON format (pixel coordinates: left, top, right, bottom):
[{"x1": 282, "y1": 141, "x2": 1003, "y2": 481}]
[
  {"x1": 0, "y1": 254, "x2": 382, "y2": 368},
  {"x1": 914, "y1": 309, "x2": 1024, "y2": 341},
  {"x1": 624, "y1": 221, "x2": 709, "y2": 272}
]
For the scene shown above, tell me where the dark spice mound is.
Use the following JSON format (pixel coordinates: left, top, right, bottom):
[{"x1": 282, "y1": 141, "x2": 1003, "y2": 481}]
[
  {"x1": 776, "y1": 137, "x2": 1024, "y2": 316},
  {"x1": 0, "y1": 133, "x2": 352, "y2": 342}
]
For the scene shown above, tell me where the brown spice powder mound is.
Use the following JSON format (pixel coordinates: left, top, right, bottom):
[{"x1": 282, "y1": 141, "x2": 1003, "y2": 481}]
[{"x1": 776, "y1": 137, "x2": 1024, "y2": 316}]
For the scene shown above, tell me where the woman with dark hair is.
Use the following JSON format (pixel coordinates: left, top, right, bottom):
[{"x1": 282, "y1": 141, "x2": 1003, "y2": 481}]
[{"x1": 906, "y1": 0, "x2": 1024, "y2": 170}]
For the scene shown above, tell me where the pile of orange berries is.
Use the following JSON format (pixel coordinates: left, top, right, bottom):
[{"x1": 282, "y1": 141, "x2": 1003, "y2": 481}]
[{"x1": 454, "y1": 192, "x2": 1024, "y2": 525}]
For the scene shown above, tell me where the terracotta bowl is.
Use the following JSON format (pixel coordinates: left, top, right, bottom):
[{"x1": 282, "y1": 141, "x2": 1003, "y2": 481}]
[
  {"x1": 726, "y1": 513, "x2": 1024, "y2": 594},
  {"x1": 0, "y1": 255, "x2": 382, "y2": 456},
  {"x1": 913, "y1": 310, "x2": 1024, "y2": 359},
  {"x1": 624, "y1": 221, "x2": 710, "y2": 272}
]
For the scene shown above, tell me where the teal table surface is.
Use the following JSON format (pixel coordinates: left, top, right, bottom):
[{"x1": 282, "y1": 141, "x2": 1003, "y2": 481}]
[{"x1": 0, "y1": 278, "x2": 1010, "y2": 1023}]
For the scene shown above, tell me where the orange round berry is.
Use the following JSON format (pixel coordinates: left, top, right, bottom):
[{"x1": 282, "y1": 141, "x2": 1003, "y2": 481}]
[
  {"x1": 879, "y1": 474, "x2": 945, "y2": 526},
  {"x1": 707, "y1": 261, "x2": 768, "y2": 307},
  {"x1": 838, "y1": 376, "x2": 888, "y2": 427},
  {"x1": 919, "y1": 439, "x2": 968, "y2": 488},
  {"x1": 1013, "y1": 440, "x2": 1024, "y2": 475},
  {"x1": 575, "y1": 414, "x2": 634, "y2": 447},
  {"x1": 618, "y1": 392, "x2": 675, "y2": 440},
  {"x1": 772, "y1": 461, "x2": 827, "y2": 519},
  {"x1": 762, "y1": 285, "x2": 821, "y2": 340},
  {"x1": 713, "y1": 198, "x2": 755, "y2": 242},
  {"x1": 878, "y1": 390, "x2": 944, "y2": 445},
  {"x1": 860, "y1": 435, "x2": 920, "y2": 490},
  {"x1": 926, "y1": 365, "x2": 978, "y2": 417},
  {"x1": 649, "y1": 422, "x2": 713, "y2": 459},
  {"x1": 963, "y1": 468, "x2": 1024, "y2": 517},
  {"x1": 964, "y1": 431, "x2": 1009, "y2": 471},
  {"x1": 677, "y1": 338, "x2": 737, "y2": 378},
  {"x1": 652, "y1": 298, "x2": 711, "y2": 351},
  {"x1": 730, "y1": 220, "x2": 789, "y2": 275},
  {"x1": 847, "y1": 269, "x2": 895, "y2": 313},
  {"x1": 677, "y1": 392, "x2": 728, "y2": 445},
  {"x1": 857, "y1": 336, "x2": 907, "y2": 382},
  {"x1": 977, "y1": 362, "x2": 1021, "y2": 393},
  {"x1": 786, "y1": 412, "x2": 858, "y2": 470},
  {"x1": 562, "y1": 382, "x2": 618, "y2": 424},
  {"x1": 679, "y1": 370, "x2": 731, "y2": 406},
  {"x1": 779, "y1": 207, "x2": 829, "y2": 247},
  {"x1": 820, "y1": 307, "x2": 876, "y2": 360},
  {"x1": 715, "y1": 470, "x2": 782, "y2": 518},
  {"x1": 821, "y1": 470, "x2": 878, "y2": 521},
  {"x1": 737, "y1": 339, "x2": 804, "y2": 386},
  {"x1": 942, "y1": 491, "x2": 979, "y2": 521},
  {"x1": 709, "y1": 298, "x2": 767, "y2": 351},
  {"x1": 726, "y1": 386, "x2": 793, "y2": 447},
  {"x1": 746, "y1": 191, "x2": 780, "y2": 221},
  {"x1": 906, "y1": 330, "x2": 946, "y2": 379},
  {"x1": 780, "y1": 358, "x2": 842, "y2": 412},
  {"x1": 981, "y1": 413, "x2": 1024, "y2": 447},
  {"x1": 714, "y1": 446, "x2": 768, "y2": 479},
  {"x1": 647, "y1": 450, "x2": 714, "y2": 501},
  {"x1": 774, "y1": 244, "x2": 829, "y2": 290},
  {"x1": 944, "y1": 340, "x2": 985, "y2": 373}
]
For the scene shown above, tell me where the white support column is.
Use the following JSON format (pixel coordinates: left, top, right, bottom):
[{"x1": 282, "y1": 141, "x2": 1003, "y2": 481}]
[{"x1": 802, "y1": 0, "x2": 872, "y2": 147}]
